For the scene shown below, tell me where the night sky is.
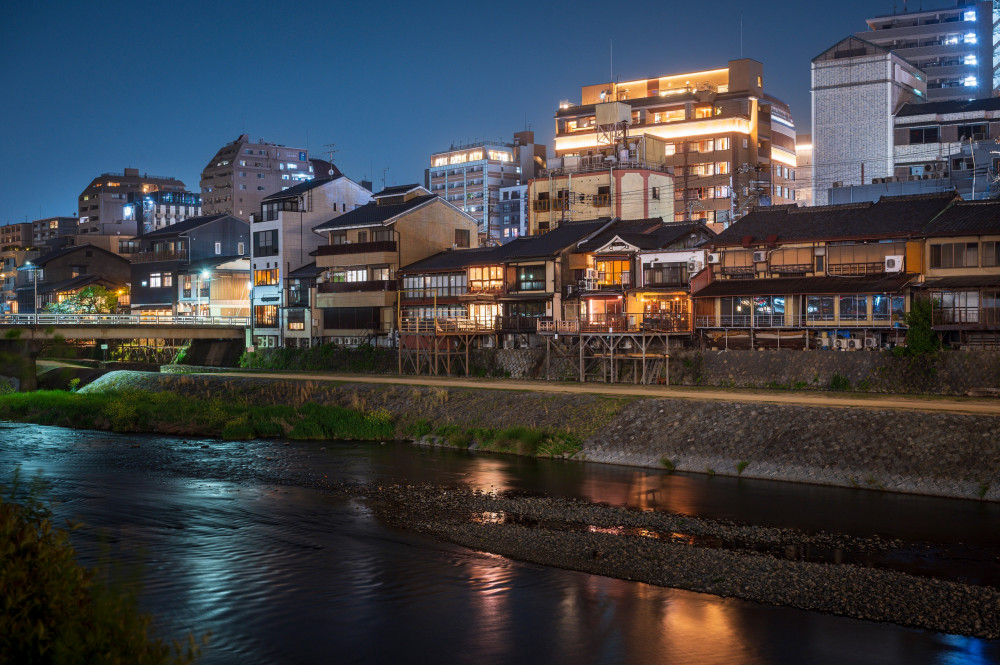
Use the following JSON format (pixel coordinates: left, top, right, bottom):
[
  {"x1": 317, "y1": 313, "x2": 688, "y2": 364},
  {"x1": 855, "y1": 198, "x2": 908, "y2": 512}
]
[{"x1": 1, "y1": 0, "x2": 902, "y2": 224}]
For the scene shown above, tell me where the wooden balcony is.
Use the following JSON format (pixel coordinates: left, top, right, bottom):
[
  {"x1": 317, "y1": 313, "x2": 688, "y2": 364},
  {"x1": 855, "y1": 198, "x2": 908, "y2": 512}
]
[
  {"x1": 318, "y1": 280, "x2": 397, "y2": 294},
  {"x1": 315, "y1": 240, "x2": 397, "y2": 256}
]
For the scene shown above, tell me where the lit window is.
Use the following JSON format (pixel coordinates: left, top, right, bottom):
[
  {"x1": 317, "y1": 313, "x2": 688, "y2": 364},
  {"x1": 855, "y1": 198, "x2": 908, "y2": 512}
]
[
  {"x1": 964, "y1": 33, "x2": 977, "y2": 44},
  {"x1": 964, "y1": 76, "x2": 978, "y2": 87},
  {"x1": 965, "y1": 55, "x2": 977, "y2": 65},
  {"x1": 964, "y1": 10, "x2": 976, "y2": 21}
]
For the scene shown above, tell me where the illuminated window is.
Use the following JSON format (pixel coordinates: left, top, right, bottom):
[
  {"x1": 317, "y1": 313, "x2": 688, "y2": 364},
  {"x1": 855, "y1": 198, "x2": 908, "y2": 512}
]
[
  {"x1": 149, "y1": 273, "x2": 162, "y2": 288},
  {"x1": 964, "y1": 33, "x2": 977, "y2": 44},
  {"x1": 254, "y1": 269, "x2": 279, "y2": 286}
]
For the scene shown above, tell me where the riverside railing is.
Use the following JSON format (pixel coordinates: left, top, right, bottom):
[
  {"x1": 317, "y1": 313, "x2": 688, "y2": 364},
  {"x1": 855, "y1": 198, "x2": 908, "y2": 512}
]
[{"x1": 0, "y1": 314, "x2": 249, "y2": 327}]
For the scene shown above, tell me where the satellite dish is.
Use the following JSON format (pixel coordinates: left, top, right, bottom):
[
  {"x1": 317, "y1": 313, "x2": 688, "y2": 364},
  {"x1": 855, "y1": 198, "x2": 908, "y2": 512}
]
[{"x1": 328, "y1": 169, "x2": 335, "y2": 176}]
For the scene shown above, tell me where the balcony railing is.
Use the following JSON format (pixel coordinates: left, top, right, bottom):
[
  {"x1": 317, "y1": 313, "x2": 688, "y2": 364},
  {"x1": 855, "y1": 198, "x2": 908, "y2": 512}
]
[
  {"x1": 130, "y1": 250, "x2": 187, "y2": 264},
  {"x1": 315, "y1": 240, "x2": 397, "y2": 256},
  {"x1": 933, "y1": 307, "x2": 1000, "y2": 328},
  {"x1": 538, "y1": 313, "x2": 691, "y2": 334},
  {"x1": 827, "y1": 262, "x2": 885, "y2": 276},
  {"x1": 695, "y1": 315, "x2": 908, "y2": 329},
  {"x1": 0, "y1": 313, "x2": 247, "y2": 327},
  {"x1": 318, "y1": 280, "x2": 397, "y2": 293}
]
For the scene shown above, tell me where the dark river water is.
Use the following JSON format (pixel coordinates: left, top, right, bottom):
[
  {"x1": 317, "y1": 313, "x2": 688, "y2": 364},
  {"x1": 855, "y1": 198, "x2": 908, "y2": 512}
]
[{"x1": 2, "y1": 423, "x2": 998, "y2": 665}]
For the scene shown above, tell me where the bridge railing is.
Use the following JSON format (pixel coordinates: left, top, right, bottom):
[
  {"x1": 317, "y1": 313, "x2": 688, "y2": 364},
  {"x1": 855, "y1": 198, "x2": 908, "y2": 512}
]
[{"x1": 0, "y1": 314, "x2": 249, "y2": 327}]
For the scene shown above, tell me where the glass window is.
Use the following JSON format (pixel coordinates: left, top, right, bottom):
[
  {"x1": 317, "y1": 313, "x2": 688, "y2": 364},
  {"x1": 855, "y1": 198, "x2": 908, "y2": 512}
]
[
  {"x1": 149, "y1": 273, "x2": 162, "y2": 288},
  {"x1": 839, "y1": 295, "x2": 868, "y2": 320},
  {"x1": 455, "y1": 229, "x2": 470, "y2": 248},
  {"x1": 254, "y1": 305, "x2": 278, "y2": 327},
  {"x1": 515, "y1": 264, "x2": 546, "y2": 291},
  {"x1": 807, "y1": 296, "x2": 835, "y2": 321},
  {"x1": 254, "y1": 269, "x2": 279, "y2": 286}
]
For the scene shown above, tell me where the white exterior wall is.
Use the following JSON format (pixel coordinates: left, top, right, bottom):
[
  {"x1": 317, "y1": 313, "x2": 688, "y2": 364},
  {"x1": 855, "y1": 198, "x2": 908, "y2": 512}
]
[
  {"x1": 812, "y1": 53, "x2": 924, "y2": 206},
  {"x1": 635, "y1": 249, "x2": 707, "y2": 287},
  {"x1": 250, "y1": 178, "x2": 372, "y2": 344}
]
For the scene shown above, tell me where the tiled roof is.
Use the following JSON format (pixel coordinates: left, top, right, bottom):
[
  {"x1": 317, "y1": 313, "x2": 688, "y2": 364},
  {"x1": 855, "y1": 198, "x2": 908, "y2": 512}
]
[
  {"x1": 399, "y1": 239, "x2": 536, "y2": 274},
  {"x1": 712, "y1": 193, "x2": 957, "y2": 246},
  {"x1": 375, "y1": 183, "x2": 423, "y2": 198},
  {"x1": 261, "y1": 177, "x2": 338, "y2": 202},
  {"x1": 31, "y1": 244, "x2": 125, "y2": 266},
  {"x1": 923, "y1": 200, "x2": 1000, "y2": 236},
  {"x1": 693, "y1": 274, "x2": 916, "y2": 298},
  {"x1": 142, "y1": 214, "x2": 237, "y2": 237},
  {"x1": 288, "y1": 261, "x2": 322, "y2": 277},
  {"x1": 576, "y1": 218, "x2": 662, "y2": 252},
  {"x1": 312, "y1": 195, "x2": 440, "y2": 231},
  {"x1": 504, "y1": 219, "x2": 611, "y2": 259}
]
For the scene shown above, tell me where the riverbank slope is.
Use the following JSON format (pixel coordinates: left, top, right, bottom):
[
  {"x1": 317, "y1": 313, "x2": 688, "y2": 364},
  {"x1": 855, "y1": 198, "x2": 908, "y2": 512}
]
[{"x1": 66, "y1": 370, "x2": 1000, "y2": 502}]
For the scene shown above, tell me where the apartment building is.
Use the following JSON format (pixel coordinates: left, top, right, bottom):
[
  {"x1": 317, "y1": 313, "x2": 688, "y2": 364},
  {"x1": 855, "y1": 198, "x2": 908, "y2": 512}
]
[
  {"x1": 527, "y1": 138, "x2": 676, "y2": 235},
  {"x1": 312, "y1": 184, "x2": 479, "y2": 346},
  {"x1": 249, "y1": 176, "x2": 372, "y2": 348},
  {"x1": 811, "y1": 36, "x2": 927, "y2": 205},
  {"x1": 827, "y1": 97, "x2": 1000, "y2": 203},
  {"x1": 551, "y1": 59, "x2": 797, "y2": 227},
  {"x1": 856, "y1": 1, "x2": 994, "y2": 102},
  {"x1": 77, "y1": 168, "x2": 188, "y2": 235},
  {"x1": 496, "y1": 184, "x2": 527, "y2": 240},
  {"x1": 201, "y1": 134, "x2": 327, "y2": 222},
  {"x1": 425, "y1": 131, "x2": 547, "y2": 241}
]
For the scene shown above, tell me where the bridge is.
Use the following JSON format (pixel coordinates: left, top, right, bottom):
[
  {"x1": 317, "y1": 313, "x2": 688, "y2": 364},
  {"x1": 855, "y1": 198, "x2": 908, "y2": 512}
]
[{"x1": 0, "y1": 314, "x2": 249, "y2": 340}]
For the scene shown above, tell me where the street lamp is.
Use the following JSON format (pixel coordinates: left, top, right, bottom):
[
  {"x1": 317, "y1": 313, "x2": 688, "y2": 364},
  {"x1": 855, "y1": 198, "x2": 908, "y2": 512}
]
[
  {"x1": 24, "y1": 260, "x2": 38, "y2": 325},
  {"x1": 198, "y1": 269, "x2": 211, "y2": 319}
]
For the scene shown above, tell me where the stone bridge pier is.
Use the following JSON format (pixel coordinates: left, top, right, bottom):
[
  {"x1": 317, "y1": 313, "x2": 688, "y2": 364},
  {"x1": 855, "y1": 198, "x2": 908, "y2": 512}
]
[{"x1": 0, "y1": 339, "x2": 44, "y2": 392}]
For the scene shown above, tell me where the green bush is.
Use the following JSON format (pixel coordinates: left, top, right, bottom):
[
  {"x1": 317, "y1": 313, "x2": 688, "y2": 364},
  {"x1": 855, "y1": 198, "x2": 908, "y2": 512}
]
[
  {"x1": 0, "y1": 469, "x2": 206, "y2": 664},
  {"x1": 902, "y1": 298, "x2": 942, "y2": 356},
  {"x1": 829, "y1": 374, "x2": 851, "y2": 391}
]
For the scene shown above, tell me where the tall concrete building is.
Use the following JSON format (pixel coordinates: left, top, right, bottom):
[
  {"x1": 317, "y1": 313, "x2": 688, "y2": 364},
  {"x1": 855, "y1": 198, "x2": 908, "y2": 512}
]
[
  {"x1": 811, "y1": 36, "x2": 927, "y2": 206},
  {"x1": 795, "y1": 135, "x2": 814, "y2": 207},
  {"x1": 78, "y1": 168, "x2": 188, "y2": 236},
  {"x1": 550, "y1": 59, "x2": 798, "y2": 227},
  {"x1": 425, "y1": 131, "x2": 546, "y2": 241},
  {"x1": 856, "y1": 1, "x2": 994, "y2": 102},
  {"x1": 201, "y1": 135, "x2": 328, "y2": 222}
]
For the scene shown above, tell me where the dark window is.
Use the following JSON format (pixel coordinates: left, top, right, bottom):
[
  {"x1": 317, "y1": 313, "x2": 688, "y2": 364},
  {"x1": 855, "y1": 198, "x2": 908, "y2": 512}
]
[
  {"x1": 455, "y1": 229, "x2": 470, "y2": 248},
  {"x1": 330, "y1": 232, "x2": 347, "y2": 245},
  {"x1": 807, "y1": 296, "x2": 835, "y2": 321},
  {"x1": 930, "y1": 242, "x2": 978, "y2": 268},
  {"x1": 515, "y1": 264, "x2": 545, "y2": 291},
  {"x1": 287, "y1": 309, "x2": 305, "y2": 330},
  {"x1": 957, "y1": 124, "x2": 988, "y2": 141},
  {"x1": 909, "y1": 127, "x2": 940, "y2": 144},
  {"x1": 322, "y1": 306, "x2": 380, "y2": 330},
  {"x1": 357, "y1": 231, "x2": 367, "y2": 243},
  {"x1": 254, "y1": 230, "x2": 279, "y2": 256}
]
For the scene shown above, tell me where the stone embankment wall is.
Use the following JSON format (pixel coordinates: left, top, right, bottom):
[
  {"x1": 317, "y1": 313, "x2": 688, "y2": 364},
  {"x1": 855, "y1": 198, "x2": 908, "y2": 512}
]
[
  {"x1": 667, "y1": 349, "x2": 1000, "y2": 395},
  {"x1": 84, "y1": 371, "x2": 1000, "y2": 501}
]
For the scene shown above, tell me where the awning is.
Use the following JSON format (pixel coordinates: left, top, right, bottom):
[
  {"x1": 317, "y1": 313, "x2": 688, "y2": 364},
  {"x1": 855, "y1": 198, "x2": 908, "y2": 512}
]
[
  {"x1": 919, "y1": 276, "x2": 1000, "y2": 289},
  {"x1": 499, "y1": 293, "x2": 552, "y2": 302},
  {"x1": 692, "y1": 274, "x2": 916, "y2": 298}
]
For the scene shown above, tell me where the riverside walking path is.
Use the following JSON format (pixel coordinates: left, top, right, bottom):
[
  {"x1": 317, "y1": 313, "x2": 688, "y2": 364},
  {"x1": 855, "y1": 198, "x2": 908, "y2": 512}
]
[{"x1": 197, "y1": 369, "x2": 1000, "y2": 416}]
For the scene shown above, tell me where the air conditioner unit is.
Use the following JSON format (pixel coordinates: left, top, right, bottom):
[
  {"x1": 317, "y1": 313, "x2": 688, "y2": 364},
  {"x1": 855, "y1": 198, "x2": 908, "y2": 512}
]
[
  {"x1": 885, "y1": 255, "x2": 904, "y2": 273},
  {"x1": 333, "y1": 337, "x2": 343, "y2": 345},
  {"x1": 686, "y1": 260, "x2": 699, "y2": 272},
  {"x1": 933, "y1": 162, "x2": 946, "y2": 172},
  {"x1": 872, "y1": 177, "x2": 883, "y2": 184},
  {"x1": 565, "y1": 284, "x2": 574, "y2": 295},
  {"x1": 864, "y1": 337, "x2": 878, "y2": 348},
  {"x1": 585, "y1": 268, "x2": 598, "y2": 280},
  {"x1": 752, "y1": 250, "x2": 767, "y2": 263},
  {"x1": 707, "y1": 253, "x2": 721, "y2": 264},
  {"x1": 847, "y1": 338, "x2": 863, "y2": 350},
  {"x1": 312, "y1": 319, "x2": 319, "y2": 327},
  {"x1": 832, "y1": 181, "x2": 843, "y2": 188},
  {"x1": 814, "y1": 246, "x2": 826, "y2": 256},
  {"x1": 833, "y1": 338, "x2": 847, "y2": 350}
]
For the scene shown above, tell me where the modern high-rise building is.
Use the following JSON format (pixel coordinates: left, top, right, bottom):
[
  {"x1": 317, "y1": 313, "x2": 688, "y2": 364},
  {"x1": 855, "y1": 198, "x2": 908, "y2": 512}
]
[
  {"x1": 77, "y1": 167, "x2": 188, "y2": 235},
  {"x1": 551, "y1": 59, "x2": 798, "y2": 227},
  {"x1": 856, "y1": 1, "x2": 994, "y2": 102},
  {"x1": 497, "y1": 184, "x2": 528, "y2": 240},
  {"x1": 811, "y1": 36, "x2": 927, "y2": 206},
  {"x1": 795, "y1": 135, "x2": 813, "y2": 208},
  {"x1": 200, "y1": 135, "x2": 328, "y2": 222},
  {"x1": 425, "y1": 131, "x2": 546, "y2": 241}
]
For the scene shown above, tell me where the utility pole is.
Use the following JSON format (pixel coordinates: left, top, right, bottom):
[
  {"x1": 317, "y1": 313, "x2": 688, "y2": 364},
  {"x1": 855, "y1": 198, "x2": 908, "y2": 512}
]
[{"x1": 323, "y1": 143, "x2": 339, "y2": 172}]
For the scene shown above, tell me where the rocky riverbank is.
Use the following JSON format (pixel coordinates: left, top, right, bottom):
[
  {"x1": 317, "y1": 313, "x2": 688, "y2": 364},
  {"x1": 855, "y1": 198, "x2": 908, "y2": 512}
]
[{"x1": 326, "y1": 480, "x2": 999, "y2": 640}]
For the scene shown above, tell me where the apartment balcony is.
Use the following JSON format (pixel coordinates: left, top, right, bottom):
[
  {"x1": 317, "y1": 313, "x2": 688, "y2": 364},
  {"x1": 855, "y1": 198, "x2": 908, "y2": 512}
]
[
  {"x1": 130, "y1": 250, "x2": 187, "y2": 264},
  {"x1": 933, "y1": 306, "x2": 1000, "y2": 329},
  {"x1": 315, "y1": 240, "x2": 397, "y2": 256},
  {"x1": 318, "y1": 280, "x2": 397, "y2": 294},
  {"x1": 827, "y1": 262, "x2": 886, "y2": 277}
]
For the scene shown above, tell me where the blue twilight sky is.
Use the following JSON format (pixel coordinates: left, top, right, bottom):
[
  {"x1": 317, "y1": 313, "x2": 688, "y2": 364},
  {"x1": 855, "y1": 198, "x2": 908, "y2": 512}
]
[{"x1": 1, "y1": 0, "x2": 907, "y2": 224}]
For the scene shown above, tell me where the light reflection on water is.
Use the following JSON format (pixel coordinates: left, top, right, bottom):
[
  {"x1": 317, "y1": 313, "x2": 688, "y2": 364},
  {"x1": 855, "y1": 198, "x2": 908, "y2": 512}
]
[{"x1": 1, "y1": 424, "x2": 998, "y2": 665}]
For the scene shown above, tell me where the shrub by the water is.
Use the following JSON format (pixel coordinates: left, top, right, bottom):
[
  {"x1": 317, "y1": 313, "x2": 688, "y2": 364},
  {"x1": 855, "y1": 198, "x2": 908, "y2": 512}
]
[{"x1": 0, "y1": 469, "x2": 206, "y2": 664}]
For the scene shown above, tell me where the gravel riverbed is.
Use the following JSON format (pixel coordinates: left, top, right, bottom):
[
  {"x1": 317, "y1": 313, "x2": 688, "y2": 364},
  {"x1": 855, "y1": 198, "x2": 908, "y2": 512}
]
[{"x1": 316, "y1": 479, "x2": 999, "y2": 640}]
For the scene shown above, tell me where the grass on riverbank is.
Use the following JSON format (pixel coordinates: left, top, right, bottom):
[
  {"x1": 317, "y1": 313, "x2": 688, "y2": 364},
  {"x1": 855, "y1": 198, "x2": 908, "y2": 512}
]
[
  {"x1": 405, "y1": 419, "x2": 584, "y2": 458},
  {"x1": 0, "y1": 390, "x2": 395, "y2": 442}
]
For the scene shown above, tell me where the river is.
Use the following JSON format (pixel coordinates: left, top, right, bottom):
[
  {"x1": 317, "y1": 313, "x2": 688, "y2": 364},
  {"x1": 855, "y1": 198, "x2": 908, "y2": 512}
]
[{"x1": 2, "y1": 423, "x2": 998, "y2": 665}]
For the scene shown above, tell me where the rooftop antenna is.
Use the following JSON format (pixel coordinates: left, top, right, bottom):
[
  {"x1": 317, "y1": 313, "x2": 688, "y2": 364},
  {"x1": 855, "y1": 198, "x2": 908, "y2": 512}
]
[
  {"x1": 382, "y1": 167, "x2": 389, "y2": 190},
  {"x1": 610, "y1": 39, "x2": 613, "y2": 88},
  {"x1": 739, "y1": 14, "x2": 743, "y2": 59}
]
